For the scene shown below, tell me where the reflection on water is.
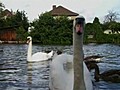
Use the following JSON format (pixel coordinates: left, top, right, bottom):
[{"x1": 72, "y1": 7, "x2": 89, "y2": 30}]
[
  {"x1": 0, "y1": 44, "x2": 120, "y2": 90},
  {"x1": 27, "y1": 63, "x2": 32, "y2": 89},
  {"x1": 26, "y1": 62, "x2": 50, "y2": 90}
]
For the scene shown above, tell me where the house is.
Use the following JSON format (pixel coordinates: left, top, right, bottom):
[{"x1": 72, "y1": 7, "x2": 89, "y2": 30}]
[
  {"x1": 49, "y1": 5, "x2": 79, "y2": 20},
  {"x1": 104, "y1": 30, "x2": 112, "y2": 34},
  {"x1": 104, "y1": 29, "x2": 120, "y2": 34},
  {"x1": 1, "y1": 9, "x2": 13, "y2": 19},
  {"x1": 0, "y1": 26, "x2": 18, "y2": 41}
]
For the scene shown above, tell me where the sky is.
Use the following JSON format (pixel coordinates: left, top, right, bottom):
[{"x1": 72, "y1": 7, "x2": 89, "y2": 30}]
[{"x1": 1, "y1": 0, "x2": 120, "y2": 23}]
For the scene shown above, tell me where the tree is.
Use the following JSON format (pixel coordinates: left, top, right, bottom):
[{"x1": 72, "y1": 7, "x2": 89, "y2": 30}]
[
  {"x1": 12, "y1": 10, "x2": 29, "y2": 30},
  {"x1": 93, "y1": 17, "x2": 101, "y2": 24},
  {"x1": 0, "y1": 2, "x2": 5, "y2": 8},
  {"x1": 31, "y1": 12, "x2": 56, "y2": 44},
  {"x1": 16, "y1": 26, "x2": 28, "y2": 41},
  {"x1": 93, "y1": 17, "x2": 102, "y2": 32},
  {"x1": 84, "y1": 17, "x2": 104, "y2": 43},
  {"x1": 104, "y1": 10, "x2": 120, "y2": 23},
  {"x1": 0, "y1": 2, "x2": 5, "y2": 11},
  {"x1": 0, "y1": 2, "x2": 5, "y2": 18},
  {"x1": 31, "y1": 12, "x2": 73, "y2": 45},
  {"x1": 102, "y1": 10, "x2": 120, "y2": 34}
]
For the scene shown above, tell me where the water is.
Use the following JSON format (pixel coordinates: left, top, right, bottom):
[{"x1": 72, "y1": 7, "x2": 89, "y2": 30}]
[{"x1": 0, "y1": 44, "x2": 120, "y2": 90}]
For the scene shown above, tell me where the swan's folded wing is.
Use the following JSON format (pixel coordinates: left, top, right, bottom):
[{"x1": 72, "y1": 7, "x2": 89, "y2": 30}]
[
  {"x1": 50, "y1": 54, "x2": 73, "y2": 90},
  {"x1": 32, "y1": 52, "x2": 49, "y2": 61},
  {"x1": 83, "y1": 62, "x2": 93, "y2": 90}
]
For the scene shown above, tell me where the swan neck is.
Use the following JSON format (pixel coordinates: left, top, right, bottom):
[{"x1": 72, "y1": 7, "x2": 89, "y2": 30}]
[
  {"x1": 73, "y1": 31, "x2": 83, "y2": 55},
  {"x1": 27, "y1": 41, "x2": 32, "y2": 61},
  {"x1": 73, "y1": 29, "x2": 86, "y2": 90}
]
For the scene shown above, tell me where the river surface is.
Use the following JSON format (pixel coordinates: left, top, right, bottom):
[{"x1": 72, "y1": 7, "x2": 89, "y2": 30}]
[{"x1": 0, "y1": 44, "x2": 120, "y2": 90}]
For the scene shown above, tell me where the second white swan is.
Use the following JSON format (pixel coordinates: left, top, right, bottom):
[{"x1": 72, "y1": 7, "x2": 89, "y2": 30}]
[{"x1": 27, "y1": 36, "x2": 54, "y2": 62}]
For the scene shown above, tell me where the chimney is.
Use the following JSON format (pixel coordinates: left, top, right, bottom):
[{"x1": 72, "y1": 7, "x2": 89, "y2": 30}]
[{"x1": 53, "y1": 5, "x2": 56, "y2": 10}]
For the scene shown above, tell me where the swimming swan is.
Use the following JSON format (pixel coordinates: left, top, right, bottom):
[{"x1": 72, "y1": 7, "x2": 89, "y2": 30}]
[
  {"x1": 27, "y1": 36, "x2": 54, "y2": 62},
  {"x1": 50, "y1": 16, "x2": 93, "y2": 90}
]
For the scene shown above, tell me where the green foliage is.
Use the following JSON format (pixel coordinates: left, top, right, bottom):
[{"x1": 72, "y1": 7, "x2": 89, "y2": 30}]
[
  {"x1": 93, "y1": 17, "x2": 101, "y2": 24},
  {"x1": 0, "y1": 9, "x2": 29, "y2": 29},
  {"x1": 0, "y1": 2, "x2": 120, "y2": 44},
  {"x1": 30, "y1": 12, "x2": 72, "y2": 45},
  {"x1": 0, "y1": 19, "x2": 5, "y2": 27},
  {"x1": 16, "y1": 26, "x2": 28, "y2": 41},
  {"x1": 0, "y1": 2, "x2": 5, "y2": 17},
  {"x1": 102, "y1": 34, "x2": 120, "y2": 44},
  {"x1": 0, "y1": 8, "x2": 29, "y2": 41},
  {"x1": 31, "y1": 13, "x2": 120, "y2": 45},
  {"x1": 84, "y1": 17, "x2": 103, "y2": 43},
  {"x1": 11, "y1": 10, "x2": 29, "y2": 30}
]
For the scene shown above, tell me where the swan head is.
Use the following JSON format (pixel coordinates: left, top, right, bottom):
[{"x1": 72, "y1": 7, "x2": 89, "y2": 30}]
[
  {"x1": 27, "y1": 36, "x2": 32, "y2": 44},
  {"x1": 73, "y1": 15, "x2": 85, "y2": 35}
]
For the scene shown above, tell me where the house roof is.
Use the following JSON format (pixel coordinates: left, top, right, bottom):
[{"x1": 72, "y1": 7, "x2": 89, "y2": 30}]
[
  {"x1": 49, "y1": 5, "x2": 79, "y2": 16},
  {"x1": 2, "y1": 9, "x2": 13, "y2": 17}
]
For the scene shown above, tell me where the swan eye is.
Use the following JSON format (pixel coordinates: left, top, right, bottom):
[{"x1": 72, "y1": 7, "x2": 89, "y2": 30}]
[
  {"x1": 27, "y1": 38, "x2": 31, "y2": 43},
  {"x1": 27, "y1": 38, "x2": 30, "y2": 40}
]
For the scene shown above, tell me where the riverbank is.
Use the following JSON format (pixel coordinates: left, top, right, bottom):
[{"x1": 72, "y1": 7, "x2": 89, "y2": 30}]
[{"x1": 0, "y1": 40, "x2": 26, "y2": 44}]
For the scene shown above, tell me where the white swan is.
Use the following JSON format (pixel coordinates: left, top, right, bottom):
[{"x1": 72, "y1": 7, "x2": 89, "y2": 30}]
[
  {"x1": 50, "y1": 16, "x2": 93, "y2": 90},
  {"x1": 27, "y1": 36, "x2": 54, "y2": 62}
]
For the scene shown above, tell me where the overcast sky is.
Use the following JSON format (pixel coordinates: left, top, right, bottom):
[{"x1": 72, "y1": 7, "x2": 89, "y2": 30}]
[{"x1": 1, "y1": 0, "x2": 120, "y2": 23}]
